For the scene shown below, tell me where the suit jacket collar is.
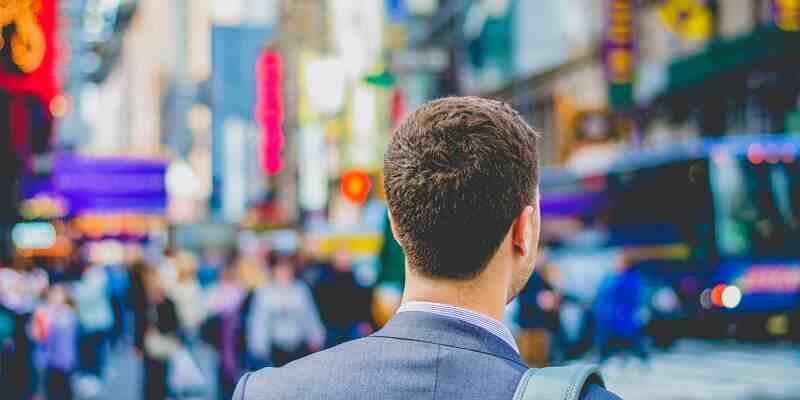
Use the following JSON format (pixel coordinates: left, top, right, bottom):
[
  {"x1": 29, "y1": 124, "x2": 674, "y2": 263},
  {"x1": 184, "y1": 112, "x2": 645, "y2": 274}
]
[{"x1": 373, "y1": 310, "x2": 526, "y2": 367}]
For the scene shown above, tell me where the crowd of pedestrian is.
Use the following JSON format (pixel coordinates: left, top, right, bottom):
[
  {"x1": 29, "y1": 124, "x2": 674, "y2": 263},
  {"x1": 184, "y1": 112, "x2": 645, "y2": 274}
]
[
  {"x1": 0, "y1": 235, "x2": 376, "y2": 400},
  {"x1": 508, "y1": 242, "x2": 655, "y2": 369},
  {"x1": 0, "y1": 219, "x2": 667, "y2": 400}
]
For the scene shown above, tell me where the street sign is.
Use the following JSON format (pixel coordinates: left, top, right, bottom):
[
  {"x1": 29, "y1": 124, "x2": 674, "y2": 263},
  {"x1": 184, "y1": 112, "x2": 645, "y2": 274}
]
[
  {"x1": 657, "y1": 0, "x2": 712, "y2": 40},
  {"x1": 391, "y1": 47, "x2": 448, "y2": 73}
]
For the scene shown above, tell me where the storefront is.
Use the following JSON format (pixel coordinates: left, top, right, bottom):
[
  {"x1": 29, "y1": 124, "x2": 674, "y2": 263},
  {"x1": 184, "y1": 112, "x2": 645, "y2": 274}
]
[
  {"x1": 15, "y1": 152, "x2": 169, "y2": 264},
  {"x1": 653, "y1": 26, "x2": 800, "y2": 137}
]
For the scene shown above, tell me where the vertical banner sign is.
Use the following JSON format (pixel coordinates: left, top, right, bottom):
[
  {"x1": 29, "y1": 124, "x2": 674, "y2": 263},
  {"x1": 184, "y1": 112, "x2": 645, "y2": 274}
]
[
  {"x1": 604, "y1": 0, "x2": 635, "y2": 109},
  {"x1": 255, "y1": 52, "x2": 284, "y2": 175},
  {"x1": 772, "y1": 0, "x2": 800, "y2": 32},
  {"x1": 0, "y1": 0, "x2": 59, "y2": 104}
]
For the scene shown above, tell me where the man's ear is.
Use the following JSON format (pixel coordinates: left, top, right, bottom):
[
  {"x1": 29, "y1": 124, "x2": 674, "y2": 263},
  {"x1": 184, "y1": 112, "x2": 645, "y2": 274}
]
[
  {"x1": 511, "y1": 205, "x2": 535, "y2": 257},
  {"x1": 388, "y1": 210, "x2": 402, "y2": 243}
]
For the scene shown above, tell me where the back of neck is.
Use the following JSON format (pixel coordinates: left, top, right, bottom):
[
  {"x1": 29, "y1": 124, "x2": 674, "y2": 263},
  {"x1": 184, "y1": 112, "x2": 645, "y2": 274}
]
[{"x1": 402, "y1": 270, "x2": 507, "y2": 322}]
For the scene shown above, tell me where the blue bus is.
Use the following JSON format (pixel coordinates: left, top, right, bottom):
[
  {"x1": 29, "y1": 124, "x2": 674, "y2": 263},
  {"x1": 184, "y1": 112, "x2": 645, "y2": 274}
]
[{"x1": 540, "y1": 135, "x2": 800, "y2": 346}]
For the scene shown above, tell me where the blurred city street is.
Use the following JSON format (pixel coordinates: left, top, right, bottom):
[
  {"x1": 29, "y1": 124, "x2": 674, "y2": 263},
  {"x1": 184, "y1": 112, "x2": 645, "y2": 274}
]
[{"x1": 1, "y1": 0, "x2": 800, "y2": 399}]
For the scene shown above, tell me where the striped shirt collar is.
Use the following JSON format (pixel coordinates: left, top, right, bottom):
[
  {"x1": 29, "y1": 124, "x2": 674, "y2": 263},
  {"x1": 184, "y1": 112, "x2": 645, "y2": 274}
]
[{"x1": 397, "y1": 301, "x2": 519, "y2": 353}]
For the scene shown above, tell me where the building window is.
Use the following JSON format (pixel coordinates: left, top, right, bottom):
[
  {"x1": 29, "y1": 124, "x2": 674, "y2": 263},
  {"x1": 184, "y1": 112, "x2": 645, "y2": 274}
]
[{"x1": 753, "y1": 0, "x2": 772, "y2": 27}]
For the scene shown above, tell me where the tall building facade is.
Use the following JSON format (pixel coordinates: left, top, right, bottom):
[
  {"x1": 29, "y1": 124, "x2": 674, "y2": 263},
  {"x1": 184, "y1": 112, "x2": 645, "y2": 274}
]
[{"x1": 394, "y1": 0, "x2": 800, "y2": 167}]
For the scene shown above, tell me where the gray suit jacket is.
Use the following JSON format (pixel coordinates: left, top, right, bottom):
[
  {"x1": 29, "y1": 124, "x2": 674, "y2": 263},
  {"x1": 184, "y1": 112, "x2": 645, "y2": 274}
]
[{"x1": 233, "y1": 311, "x2": 622, "y2": 399}]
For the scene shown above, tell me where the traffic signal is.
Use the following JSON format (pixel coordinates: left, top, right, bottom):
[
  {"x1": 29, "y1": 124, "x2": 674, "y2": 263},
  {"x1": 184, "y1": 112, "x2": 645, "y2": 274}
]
[{"x1": 340, "y1": 169, "x2": 372, "y2": 204}]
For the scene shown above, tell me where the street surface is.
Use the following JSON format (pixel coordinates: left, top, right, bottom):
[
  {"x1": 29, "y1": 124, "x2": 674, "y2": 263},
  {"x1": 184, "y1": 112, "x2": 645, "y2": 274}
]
[
  {"x1": 598, "y1": 340, "x2": 800, "y2": 400},
  {"x1": 100, "y1": 341, "x2": 219, "y2": 400}
]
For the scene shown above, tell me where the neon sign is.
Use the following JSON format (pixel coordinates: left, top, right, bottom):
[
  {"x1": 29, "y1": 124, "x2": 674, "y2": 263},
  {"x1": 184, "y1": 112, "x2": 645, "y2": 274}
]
[
  {"x1": 255, "y1": 51, "x2": 284, "y2": 176},
  {"x1": 737, "y1": 266, "x2": 800, "y2": 294},
  {"x1": 772, "y1": 0, "x2": 800, "y2": 32},
  {"x1": 0, "y1": 0, "x2": 46, "y2": 73},
  {"x1": 0, "y1": 0, "x2": 57, "y2": 103}
]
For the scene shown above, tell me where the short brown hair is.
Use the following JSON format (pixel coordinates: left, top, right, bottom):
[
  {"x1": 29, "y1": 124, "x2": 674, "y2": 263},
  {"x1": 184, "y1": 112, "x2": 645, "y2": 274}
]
[{"x1": 384, "y1": 96, "x2": 539, "y2": 280}]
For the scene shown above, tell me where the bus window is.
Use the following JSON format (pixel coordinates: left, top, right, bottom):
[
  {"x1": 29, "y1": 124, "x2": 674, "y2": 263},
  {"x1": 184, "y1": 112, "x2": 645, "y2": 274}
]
[
  {"x1": 710, "y1": 156, "x2": 800, "y2": 259},
  {"x1": 607, "y1": 160, "x2": 715, "y2": 259}
]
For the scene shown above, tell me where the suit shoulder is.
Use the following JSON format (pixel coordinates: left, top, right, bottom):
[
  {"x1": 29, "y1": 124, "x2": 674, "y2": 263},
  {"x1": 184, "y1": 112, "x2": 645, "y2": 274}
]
[
  {"x1": 235, "y1": 337, "x2": 386, "y2": 399},
  {"x1": 235, "y1": 336, "x2": 539, "y2": 400}
]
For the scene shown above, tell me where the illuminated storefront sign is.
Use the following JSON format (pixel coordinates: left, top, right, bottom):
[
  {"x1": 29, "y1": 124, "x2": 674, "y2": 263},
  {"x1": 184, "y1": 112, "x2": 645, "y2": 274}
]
[
  {"x1": 22, "y1": 153, "x2": 168, "y2": 216},
  {"x1": 0, "y1": 0, "x2": 58, "y2": 103},
  {"x1": 70, "y1": 213, "x2": 164, "y2": 239},
  {"x1": 0, "y1": 0, "x2": 46, "y2": 73},
  {"x1": 772, "y1": 0, "x2": 800, "y2": 31},
  {"x1": 737, "y1": 265, "x2": 800, "y2": 294}
]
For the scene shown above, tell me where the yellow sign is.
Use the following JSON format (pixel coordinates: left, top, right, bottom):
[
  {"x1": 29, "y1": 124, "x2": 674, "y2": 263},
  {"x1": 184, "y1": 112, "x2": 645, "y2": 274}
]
[
  {"x1": 774, "y1": 0, "x2": 800, "y2": 32},
  {"x1": 0, "y1": 0, "x2": 45, "y2": 72},
  {"x1": 658, "y1": 0, "x2": 712, "y2": 40},
  {"x1": 314, "y1": 233, "x2": 383, "y2": 257}
]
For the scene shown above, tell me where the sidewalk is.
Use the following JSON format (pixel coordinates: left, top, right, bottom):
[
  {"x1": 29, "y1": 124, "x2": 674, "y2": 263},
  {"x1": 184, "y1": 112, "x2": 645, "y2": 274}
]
[
  {"x1": 100, "y1": 342, "x2": 219, "y2": 400},
  {"x1": 598, "y1": 340, "x2": 800, "y2": 400}
]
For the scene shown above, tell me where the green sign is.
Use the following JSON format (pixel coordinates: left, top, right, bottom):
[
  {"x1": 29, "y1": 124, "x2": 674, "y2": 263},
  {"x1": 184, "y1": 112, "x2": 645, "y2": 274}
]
[{"x1": 787, "y1": 109, "x2": 800, "y2": 135}]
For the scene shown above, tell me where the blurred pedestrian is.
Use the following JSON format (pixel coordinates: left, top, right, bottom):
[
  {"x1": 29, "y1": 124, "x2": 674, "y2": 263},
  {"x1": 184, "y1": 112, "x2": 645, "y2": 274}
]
[
  {"x1": 0, "y1": 256, "x2": 48, "y2": 400},
  {"x1": 47, "y1": 257, "x2": 71, "y2": 285},
  {"x1": 232, "y1": 250, "x2": 263, "y2": 366},
  {"x1": 166, "y1": 251, "x2": 207, "y2": 339},
  {"x1": 247, "y1": 252, "x2": 324, "y2": 367},
  {"x1": 296, "y1": 236, "x2": 325, "y2": 287},
  {"x1": 34, "y1": 284, "x2": 79, "y2": 400},
  {"x1": 313, "y1": 249, "x2": 374, "y2": 347},
  {"x1": 207, "y1": 264, "x2": 248, "y2": 399},
  {"x1": 236, "y1": 252, "x2": 268, "y2": 294},
  {"x1": 139, "y1": 266, "x2": 180, "y2": 400},
  {"x1": 648, "y1": 285, "x2": 681, "y2": 349},
  {"x1": 129, "y1": 260, "x2": 149, "y2": 358},
  {"x1": 594, "y1": 267, "x2": 649, "y2": 364},
  {"x1": 197, "y1": 246, "x2": 223, "y2": 289},
  {"x1": 73, "y1": 262, "x2": 114, "y2": 378},
  {"x1": 515, "y1": 264, "x2": 561, "y2": 368},
  {"x1": 105, "y1": 260, "x2": 130, "y2": 347}
]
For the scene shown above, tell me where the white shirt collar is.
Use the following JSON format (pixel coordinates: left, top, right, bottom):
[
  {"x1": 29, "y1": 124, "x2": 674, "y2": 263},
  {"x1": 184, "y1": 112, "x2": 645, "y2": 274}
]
[{"x1": 397, "y1": 300, "x2": 519, "y2": 353}]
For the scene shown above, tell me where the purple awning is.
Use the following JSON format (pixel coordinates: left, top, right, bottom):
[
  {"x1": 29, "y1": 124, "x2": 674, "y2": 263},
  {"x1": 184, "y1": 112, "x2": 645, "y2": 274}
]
[
  {"x1": 23, "y1": 153, "x2": 168, "y2": 216},
  {"x1": 540, "y1": 190, "x2": 608, "y2": 217}
]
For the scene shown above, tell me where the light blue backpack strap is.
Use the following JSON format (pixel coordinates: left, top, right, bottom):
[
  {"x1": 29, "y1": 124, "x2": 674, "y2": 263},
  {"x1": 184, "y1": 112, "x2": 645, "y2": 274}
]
[{"x1": 513, "y1": 365, "x2": 605, "y2": 400}]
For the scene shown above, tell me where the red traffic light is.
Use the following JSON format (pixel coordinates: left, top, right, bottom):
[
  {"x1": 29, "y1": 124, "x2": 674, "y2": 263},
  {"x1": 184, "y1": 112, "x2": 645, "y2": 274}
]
[{"x1": 341, "y1": 169, "x2": 372, "y2": 204}]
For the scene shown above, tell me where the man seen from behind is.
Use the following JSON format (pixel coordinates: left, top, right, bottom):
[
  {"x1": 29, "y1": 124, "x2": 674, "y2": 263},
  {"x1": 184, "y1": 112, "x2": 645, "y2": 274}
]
[{"x1": 234, "y1": 97, "x2": 622, "y2": 399}]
